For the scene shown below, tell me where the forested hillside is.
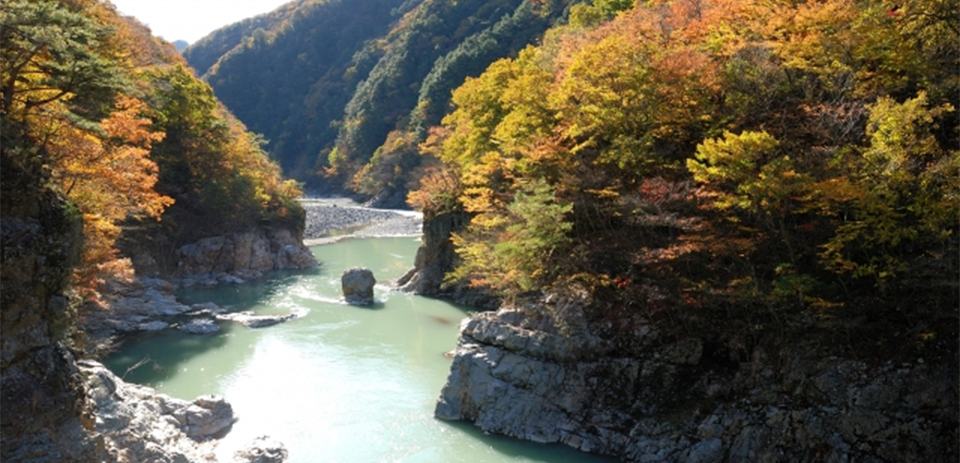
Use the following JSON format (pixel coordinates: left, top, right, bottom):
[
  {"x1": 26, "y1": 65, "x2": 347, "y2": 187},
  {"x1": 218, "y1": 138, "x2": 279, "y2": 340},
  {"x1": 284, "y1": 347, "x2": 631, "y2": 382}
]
[
  {"x1": 408, "y1": 0, "x2": 959, "y2": 351},
  {"x1": 1, "y1": 0, "x2": 302, "y2": 304},
  {"x1": 186, "y1": 0, "x2": 957, "y2": 346},
  {"x1": 184, "y1": 0, "x2": 578, "y2": 202}
]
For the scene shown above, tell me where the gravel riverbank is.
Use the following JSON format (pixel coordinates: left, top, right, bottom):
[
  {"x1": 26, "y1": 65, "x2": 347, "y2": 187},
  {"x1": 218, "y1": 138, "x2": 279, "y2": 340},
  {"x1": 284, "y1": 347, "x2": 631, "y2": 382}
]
[{"x1": 300, "y1": 200, "x2": 422, "y2": 246}]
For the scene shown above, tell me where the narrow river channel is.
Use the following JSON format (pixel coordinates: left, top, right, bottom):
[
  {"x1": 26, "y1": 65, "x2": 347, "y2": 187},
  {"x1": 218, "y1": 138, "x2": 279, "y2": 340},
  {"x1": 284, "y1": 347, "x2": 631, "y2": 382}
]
[{"x1": 105, "y1": 236, "x2": 613, "y2": 462}]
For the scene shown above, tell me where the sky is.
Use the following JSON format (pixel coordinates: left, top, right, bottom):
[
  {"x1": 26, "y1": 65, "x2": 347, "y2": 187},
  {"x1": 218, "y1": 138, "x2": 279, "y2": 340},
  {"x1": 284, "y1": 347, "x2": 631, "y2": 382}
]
[{"x1": 110, "y1": 0, "x2": 294, "y2": 44}]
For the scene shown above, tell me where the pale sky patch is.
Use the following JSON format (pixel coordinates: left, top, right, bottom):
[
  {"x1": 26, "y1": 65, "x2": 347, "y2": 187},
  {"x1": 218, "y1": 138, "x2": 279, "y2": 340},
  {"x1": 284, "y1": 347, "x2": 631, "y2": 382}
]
[{"x1": 110, "y1": 0, "x2": 294, "y2": 44}]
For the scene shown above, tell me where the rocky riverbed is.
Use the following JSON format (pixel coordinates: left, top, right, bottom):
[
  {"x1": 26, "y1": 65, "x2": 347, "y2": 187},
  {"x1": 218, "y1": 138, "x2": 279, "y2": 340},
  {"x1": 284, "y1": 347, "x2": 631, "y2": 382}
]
[{"x1": 300, "y1": 199, "x2": 421, "y2": 245}]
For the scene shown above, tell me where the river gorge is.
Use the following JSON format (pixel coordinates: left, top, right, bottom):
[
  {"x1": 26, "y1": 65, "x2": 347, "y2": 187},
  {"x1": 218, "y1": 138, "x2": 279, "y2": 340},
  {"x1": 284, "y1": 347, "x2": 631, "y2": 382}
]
[{"x1": 104, "y1": 234, "x2": 613, "y2": 463}]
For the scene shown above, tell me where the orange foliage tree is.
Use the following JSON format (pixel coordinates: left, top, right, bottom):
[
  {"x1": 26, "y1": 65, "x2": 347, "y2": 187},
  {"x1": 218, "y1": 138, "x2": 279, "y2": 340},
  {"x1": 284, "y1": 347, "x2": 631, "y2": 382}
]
[{"x1": 47, "y1": 96, "x2": 173, "y2": 301}]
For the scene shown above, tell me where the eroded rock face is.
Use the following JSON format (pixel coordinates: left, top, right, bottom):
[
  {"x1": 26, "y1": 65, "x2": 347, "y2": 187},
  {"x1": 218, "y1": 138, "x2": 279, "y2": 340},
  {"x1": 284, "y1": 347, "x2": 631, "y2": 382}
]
[
  {"x1": 341, "y1": 267, "x2": 376, "y2": 305},
  {"x1": 436, "y1": 296, "x2": 959, "y2": 462},
  {"x1": 1, "y1": 156, "x2": 99, "y2": 462},
  {"x1": 396, "y1": 211, "x2": 498, "y2": 308},
  {"x1": 80, "y1": 360, "x2": 236, "y2": 462},
  {"x1": 176, "y1": 227, "x2": 316, "y2": 284}
]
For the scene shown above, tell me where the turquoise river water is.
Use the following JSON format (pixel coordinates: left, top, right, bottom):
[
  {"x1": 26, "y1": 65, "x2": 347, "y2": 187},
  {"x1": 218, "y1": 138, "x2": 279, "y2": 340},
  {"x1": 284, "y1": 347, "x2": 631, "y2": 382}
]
[{"x1": 105, "y1": 236, "x2": 613, "y2": 463}]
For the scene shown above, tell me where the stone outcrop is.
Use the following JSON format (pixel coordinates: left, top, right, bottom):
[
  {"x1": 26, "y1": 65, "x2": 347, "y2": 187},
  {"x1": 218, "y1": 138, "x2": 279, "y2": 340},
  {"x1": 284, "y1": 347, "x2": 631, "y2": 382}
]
[
  {"x1": 341, "y1": 267, "x2": 376, "y2": 305},
  {"x1": 396, "y1": 211, "x2": 498, "y2": 308},
  {"x1": 1, "y1": 155, "x2": 99, "y2": 462},
  {"x1": 436, "y1": 294, "x2": 959, "y2": 462},
  {"x1": 79, "y1": 360, "x2": 240, "y2": 462},
  {"x1": 79, "y1": 277, "x2": 195, "y2": 355},
  {"x1": 175, "y1": 228, "x2": 316, "y2": 286}
]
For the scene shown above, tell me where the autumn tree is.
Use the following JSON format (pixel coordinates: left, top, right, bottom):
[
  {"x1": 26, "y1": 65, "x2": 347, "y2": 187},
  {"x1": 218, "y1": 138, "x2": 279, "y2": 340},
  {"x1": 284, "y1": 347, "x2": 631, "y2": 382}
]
[
  {"x1": 817, "y1": 92, "x2": 958, "y2": 289},
  {"x1": 145, "y1": 64, "x2": 303, "y2": 244},
  {"x1": 47, "y1": 96, "x2": 173, "y2": 299}
]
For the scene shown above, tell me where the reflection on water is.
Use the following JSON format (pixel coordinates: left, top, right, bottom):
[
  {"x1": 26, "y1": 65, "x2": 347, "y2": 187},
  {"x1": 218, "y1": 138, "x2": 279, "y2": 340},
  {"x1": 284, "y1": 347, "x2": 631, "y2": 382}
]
[{"x1": 105, "y1": 237, "x2": 614, "y2": 463}]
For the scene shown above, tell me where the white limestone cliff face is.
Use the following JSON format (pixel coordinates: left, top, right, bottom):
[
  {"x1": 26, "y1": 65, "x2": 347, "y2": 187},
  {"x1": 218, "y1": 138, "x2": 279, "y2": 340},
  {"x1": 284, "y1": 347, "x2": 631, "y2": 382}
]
[{"x1": 435, "y1": 295, "x2": 958, "y2": 462}]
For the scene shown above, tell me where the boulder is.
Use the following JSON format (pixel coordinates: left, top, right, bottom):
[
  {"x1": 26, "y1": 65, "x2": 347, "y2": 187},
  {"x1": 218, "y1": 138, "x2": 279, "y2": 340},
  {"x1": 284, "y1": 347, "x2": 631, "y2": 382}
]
[
  {"x1": 341, "y1": 267, "x2": 376, "y2": 305},
  {"x1": 233, "y1": 435, "x2": 288, "y2": 463},
  {"x1": 278, "y1": 244, "x2": 315, "y2": 269},
  {"x1": 184, "y1": 395, "x2": 235, "y2": 438}
]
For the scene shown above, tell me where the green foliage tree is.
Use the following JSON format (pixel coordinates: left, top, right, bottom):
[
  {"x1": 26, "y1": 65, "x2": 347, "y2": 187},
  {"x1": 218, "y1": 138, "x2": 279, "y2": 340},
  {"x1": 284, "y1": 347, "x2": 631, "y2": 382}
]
[
  {"x1": 818, "y1": 92, "x2": 958, "y2": 287},
  {"x1": 0, "y1": 0, "x2": 125, "y2": 126},
  {"x1": 186, "y1": 0, "x2": 410, "y2": 179},
  {"x1": 147, "y1": 64, "x2": 303, "y2": 242},
  {"x1": 449, "y1": 178, "x2": 572, "y2": 296}
]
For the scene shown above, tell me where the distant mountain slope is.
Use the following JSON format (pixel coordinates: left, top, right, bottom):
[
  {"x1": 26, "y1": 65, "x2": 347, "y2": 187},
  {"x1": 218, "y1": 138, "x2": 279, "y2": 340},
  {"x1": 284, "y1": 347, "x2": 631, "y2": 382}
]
[
  {"x1": 183, "y1": 0, "x2": 576, "y2": 194},
  {"x1": 183, "y1": 0, "x2": 411, "y2": 179},
  {"x1": 183, "y1": 0, "x2": 322, "y2": 77}
]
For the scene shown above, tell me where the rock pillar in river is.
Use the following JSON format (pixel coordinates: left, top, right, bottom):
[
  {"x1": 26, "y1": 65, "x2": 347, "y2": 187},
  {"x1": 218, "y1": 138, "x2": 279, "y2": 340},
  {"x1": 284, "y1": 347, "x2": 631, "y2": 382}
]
[{"x1": 341, "y1": 268, "x2": 376, "y2": 305}]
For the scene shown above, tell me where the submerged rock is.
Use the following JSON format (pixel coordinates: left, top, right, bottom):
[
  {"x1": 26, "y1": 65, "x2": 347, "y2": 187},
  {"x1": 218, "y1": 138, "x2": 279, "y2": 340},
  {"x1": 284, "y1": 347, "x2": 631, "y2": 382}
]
[
  {"x1": 179, "y1": 319, "x2": 219, "y2": 334},
  {"x1": 341, "y1": 267, "x2": 376, "y2": 305},
  {"x1": 139, "y1": 321, "x2": 169, "y2": 331},
  {"x1": 189, "y1": 302, "x2": 227, "y2": 316},
  {"x1": 216, "y1": 311, "x2": 297, "y2": 328},
  {"x1": 233, "y1": 435, "x2": 288, "y2": 463}
]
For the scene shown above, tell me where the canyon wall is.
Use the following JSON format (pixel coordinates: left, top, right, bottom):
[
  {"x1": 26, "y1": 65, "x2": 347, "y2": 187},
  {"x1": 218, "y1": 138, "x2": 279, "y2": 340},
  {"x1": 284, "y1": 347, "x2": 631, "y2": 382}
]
[
  {"x1": 436, "y1": 294, "x2": 959, "y2": 462},
  {"x1": 1, "y1": 156, "x2": 99, "y2": 462}
]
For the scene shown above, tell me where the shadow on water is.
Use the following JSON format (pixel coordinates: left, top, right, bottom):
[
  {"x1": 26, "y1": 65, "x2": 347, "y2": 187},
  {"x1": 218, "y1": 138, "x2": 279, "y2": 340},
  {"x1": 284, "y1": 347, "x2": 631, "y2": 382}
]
[
  {"x1": 104, "y1": 327, "x2": 232, "y2": 386},
  {"x1": 440, "y1": 421, "x2": 619, "y2": 463},
  {"x1": 105, "y1": 267, "x2": 321, "y2": 388},
  {"x1": 347, "y1": 300, "x2": 387, "y2": 310}
]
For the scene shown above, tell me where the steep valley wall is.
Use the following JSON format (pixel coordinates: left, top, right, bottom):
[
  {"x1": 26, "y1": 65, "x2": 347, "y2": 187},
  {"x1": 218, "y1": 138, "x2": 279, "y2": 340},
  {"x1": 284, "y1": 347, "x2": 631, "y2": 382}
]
[
  {"x1": 1, "y1": 156, "x2": 99, "y2": 462},
  {"x1": 435, "y1": 298, "x2": 959, "y2": 462}
]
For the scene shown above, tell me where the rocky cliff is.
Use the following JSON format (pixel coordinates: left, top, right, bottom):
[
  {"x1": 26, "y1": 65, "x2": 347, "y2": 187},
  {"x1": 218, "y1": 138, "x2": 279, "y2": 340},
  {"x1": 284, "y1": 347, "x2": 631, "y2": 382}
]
[
  {"x1": 122, "y1": 225, "x2": 316, "y2": 287},
  {"x1": 1, "y1": 154, "x2": 295, "y2": 462},
  {"x1": 435, "y1": 292, "x2": 959, "y2": 462},
  {"x1": 78, "y1": 360, "x2": 241, "y2": 463},
  {"x1": 1, "y1": 156, "x2": 99, "y2": 462},
  {"x1": 397, "y1": 211, "x2": 498, "y2": 309},
  {"x1": 173, "y1": 227, "x2": 316, "y2": 287}
]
